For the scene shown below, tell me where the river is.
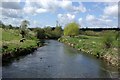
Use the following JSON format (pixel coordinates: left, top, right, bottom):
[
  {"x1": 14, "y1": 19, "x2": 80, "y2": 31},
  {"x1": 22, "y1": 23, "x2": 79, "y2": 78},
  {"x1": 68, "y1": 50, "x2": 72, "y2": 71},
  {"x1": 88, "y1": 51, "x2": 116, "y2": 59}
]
[{"x1": 2, "y1": 40, "x2": 118, "y2": 78}]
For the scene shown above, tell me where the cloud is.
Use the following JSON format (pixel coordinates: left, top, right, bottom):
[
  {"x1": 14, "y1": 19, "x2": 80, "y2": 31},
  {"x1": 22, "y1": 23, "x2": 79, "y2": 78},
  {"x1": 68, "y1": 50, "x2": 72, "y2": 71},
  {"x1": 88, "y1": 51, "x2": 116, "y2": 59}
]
[
  {"x1": 103, "y1": 3, "x2": 118, "y2": 17},
  {"x1": 85, "y1": 14, "x2": 114, "y2": 28},
  {"x1": 2, "y1": 8, "x2": 23, "y2": 18},
  {"x1": 36, "y1": 8, "x2": 48, "y2": 13},
  {"x1": 59, "y1": 1, "x2": 72, "y2": 9},
  {"x1": 78, "y1": 18, "x2": 82, "y2": 23},
  {"x1": 1, "y1": 1, "x2": 24, "y2": 19},
  {"x1": 23, "y1": 0, "x2": 57, "y2": 14},
  {"x1": 23, "y1": 0, "x2": 86, "y2": 14},
  {"x1": 23, "y1": 7, "x2": 36, "y2": 14},
  {"x1": 2, "y1": 2, "x2": 22, "y2": 9},
  {"x1": 72, "y1": 2, "x2": 86, "y2": 13},
  {"x1": 78, "y1": 18, "x2": 86, "y2": 28},
  {"x1": 2, "y1": 0, "x2": 20, "y2": 2},
  {"x1": 57, "y1": 13, "x2": 75, "y2": 26},
  {"x1": 86, "y1": 14, "x2": 96, "y2": 21}
]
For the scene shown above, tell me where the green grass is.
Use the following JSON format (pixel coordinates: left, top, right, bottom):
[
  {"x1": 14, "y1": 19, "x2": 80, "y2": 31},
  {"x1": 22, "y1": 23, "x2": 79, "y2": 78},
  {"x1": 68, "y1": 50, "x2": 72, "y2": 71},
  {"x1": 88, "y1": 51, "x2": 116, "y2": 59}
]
[
  {"x1": 2, "y1": 40, "x2": 37, "y2": 54},
  {"x1": 59, "y1": 30, "x2": 119, "y2": 66},
  {"x1": 59, "y1": 31, "x2": 118, "y2": 57},
  {"x1": 2, "y1": 28, "x2": 21, "y2": 41},
  {"x1": 1, "y1": 28, "x2": 38, "y2": 54}
]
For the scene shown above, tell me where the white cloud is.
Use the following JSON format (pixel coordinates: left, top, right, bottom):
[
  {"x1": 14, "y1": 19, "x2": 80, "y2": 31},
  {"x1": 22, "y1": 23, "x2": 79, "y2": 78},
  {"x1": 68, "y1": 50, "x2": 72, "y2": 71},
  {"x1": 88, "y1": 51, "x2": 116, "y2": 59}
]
[
  {"x1": 57, "y1": 13, "x2": 75, "y2": 26},
  {"x1": 23, "y1": 7, "x2": 35, "y2": 14},
  {"x1": 78, "y1": 18, "x2": 82, "y2": 23},
  {"x1": 36, "y1": 8, "x2": 48, "y2": 13},
  {"x1": 104, "y1": 3, "x2": 118, "y2": 17},
  {"x1": 59, "y1": 1, "x2": 72, "y2": 9},
  {"x1": 99, "y1": 18, "x2": 112, "y2": 23},
  {"x1": 73, "y1": 2, "x2": 86, "y2": 13},
  {"x1": 86, "y1": 14, "x2": 96, "y2": 21},
  {"x1": 78, "y1": 18, "x2": 86, "y2": 28},
  {"x1": 1, "y1": 1, "x2": 24, "y2": 19},
  {"x1": 85, "y1": 14, "x2": 115, "y2": 28},
  {"x1": 2, "y1": 0, "x2": 20, "y2": 2},
  {"x1": 2, "y1": 8, "x2": 23, "y2": 18},
  {"x1": 24, "y1": 0, "x2": 86, "y2": 14},
  {"x1": 2, "y1": 2, "x2": 22, "y2": 9},
  {"x1": 24, "y1": 0, "x2": 57, "y2": 14}
]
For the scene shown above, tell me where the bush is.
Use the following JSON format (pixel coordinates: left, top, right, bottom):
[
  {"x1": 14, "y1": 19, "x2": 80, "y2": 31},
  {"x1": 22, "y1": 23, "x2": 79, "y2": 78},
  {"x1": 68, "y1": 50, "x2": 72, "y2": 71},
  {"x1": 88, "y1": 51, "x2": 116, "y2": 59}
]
[
  {"x1": 102, "y1": 31, "x2": 114, "y2": 49},
  {"x1": 36, "y1": 28, "x2": 45, "y2": 39}
]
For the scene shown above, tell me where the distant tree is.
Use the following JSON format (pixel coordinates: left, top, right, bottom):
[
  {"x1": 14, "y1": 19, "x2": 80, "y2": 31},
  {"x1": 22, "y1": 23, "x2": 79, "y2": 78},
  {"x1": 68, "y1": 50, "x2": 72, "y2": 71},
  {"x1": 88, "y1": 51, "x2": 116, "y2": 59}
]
[
  {"x1": 64, "y1": 22, "x2": 80, "y2": 37},
  {"x1": 52, "y1": 26, "x2": 63, "y2": 39},
  {"x1": 0, "y1": 20, "x2": 4, "y2": 28},
  {"x1": 36, "y1": 28, "x2": 45, "y2": 39},
  {"x1": 20, "y1": 20, "x2": 29, "y2": 38},
  {"x1": 44, "y1": 26, "x2": 52, "y2": 38},
  {"x1": 0, "y1": 22, "x2": 5, "y2": 29},
  {"x1": 9, "y1": 24, "x2": 13, "y2": 29}
]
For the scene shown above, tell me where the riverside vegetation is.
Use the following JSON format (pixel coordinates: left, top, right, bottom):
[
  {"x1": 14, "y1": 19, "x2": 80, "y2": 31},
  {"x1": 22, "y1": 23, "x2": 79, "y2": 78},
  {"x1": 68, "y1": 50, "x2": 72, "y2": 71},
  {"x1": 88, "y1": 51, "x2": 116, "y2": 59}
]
[
  {"x1": 1, "y1": 20, "x2": 62, "y2": 64},
  {"x1": 58, "y1": 22, "x2": 119, "y2": 67},
  {"x1": 1, "y1": 20, "x2": 119, "y2": 67}
]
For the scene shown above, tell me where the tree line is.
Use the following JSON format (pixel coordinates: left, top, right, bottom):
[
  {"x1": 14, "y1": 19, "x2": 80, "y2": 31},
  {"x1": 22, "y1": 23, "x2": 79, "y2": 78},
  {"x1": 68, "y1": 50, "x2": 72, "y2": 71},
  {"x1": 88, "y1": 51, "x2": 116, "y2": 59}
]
[{"x1": 0, "y1": 20, "x2": 63, "y2": 40}]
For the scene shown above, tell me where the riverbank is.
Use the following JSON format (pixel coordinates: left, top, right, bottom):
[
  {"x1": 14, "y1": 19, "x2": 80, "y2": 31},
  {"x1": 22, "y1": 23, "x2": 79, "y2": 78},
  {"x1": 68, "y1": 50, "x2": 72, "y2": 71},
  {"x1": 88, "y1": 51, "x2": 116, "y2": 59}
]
[
  {"x1": 58, "y1": 35, "x2": 119, "y2": 67},
  {"x1": 2, "y1": 40, "x2": 45, "y2": 65},
  {"x1": 1, "y1": 28, "x2": 45, "y2": 64}
]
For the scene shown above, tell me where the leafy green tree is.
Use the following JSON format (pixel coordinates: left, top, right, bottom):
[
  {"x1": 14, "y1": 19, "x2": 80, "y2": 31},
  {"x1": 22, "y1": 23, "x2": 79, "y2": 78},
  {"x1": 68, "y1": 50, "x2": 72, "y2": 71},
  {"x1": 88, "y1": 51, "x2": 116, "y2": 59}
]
[
  {"x1": 20, "y1": 20, "x2": 29, "y2": 38},
  {"x1": 64, "y1": 22, "x2": 80, "y2": 36}
]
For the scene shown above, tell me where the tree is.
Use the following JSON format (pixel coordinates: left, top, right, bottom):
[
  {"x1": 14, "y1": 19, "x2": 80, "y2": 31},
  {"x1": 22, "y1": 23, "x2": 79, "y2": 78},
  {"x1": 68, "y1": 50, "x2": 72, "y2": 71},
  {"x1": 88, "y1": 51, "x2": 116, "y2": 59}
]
[
  {"x1": 9, "y1": 24, "x2": 13, "y2": 29},
  {"x1": 36, "y1": 28, "x2": 45, "y2": 39},
  {"x1": 44, "y1": 26, "x2": 52, "y2": 38},
  {"x1": 20, "y1": 20, "x2": 29, "y2": 38},
  {"x1": 64, "y1": 22, "x2": 80, "y2": 36},
  {"x1": 52, "y1": 26, "x2": 63, "y2": 39}
]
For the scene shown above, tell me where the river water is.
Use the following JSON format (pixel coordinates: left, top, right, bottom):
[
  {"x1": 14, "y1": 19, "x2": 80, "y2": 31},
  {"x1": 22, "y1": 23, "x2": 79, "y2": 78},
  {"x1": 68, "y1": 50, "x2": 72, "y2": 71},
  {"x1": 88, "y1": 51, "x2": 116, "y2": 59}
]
[{"x1": 2, "y1": 40, "x2": 119, "y2": 78}]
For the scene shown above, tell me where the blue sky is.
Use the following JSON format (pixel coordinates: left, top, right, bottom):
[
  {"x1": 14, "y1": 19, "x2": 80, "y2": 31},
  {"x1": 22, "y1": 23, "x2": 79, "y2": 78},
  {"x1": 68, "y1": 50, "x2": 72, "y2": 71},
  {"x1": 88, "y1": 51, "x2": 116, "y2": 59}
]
[{"x1": 1, "y1": 0, "x2": 118, "y2": 28}]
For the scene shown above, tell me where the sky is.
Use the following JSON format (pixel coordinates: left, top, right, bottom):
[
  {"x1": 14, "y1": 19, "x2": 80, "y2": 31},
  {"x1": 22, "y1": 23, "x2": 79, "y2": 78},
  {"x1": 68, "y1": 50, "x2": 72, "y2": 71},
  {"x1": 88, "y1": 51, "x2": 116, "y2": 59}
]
[{"x1": 0, "y1": 0, "x2": 119, "y2": 28}]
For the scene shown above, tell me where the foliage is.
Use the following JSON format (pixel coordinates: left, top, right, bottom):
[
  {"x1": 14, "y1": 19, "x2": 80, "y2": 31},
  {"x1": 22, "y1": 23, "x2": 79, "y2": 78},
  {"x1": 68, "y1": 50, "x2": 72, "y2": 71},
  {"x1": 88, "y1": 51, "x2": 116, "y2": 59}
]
[
  {"x1": 64, "y1": 22, "x2": 80, "y2": 36},
  {"x1": 52, "y1": 26, "x2": 63, "y2": 39},
  {"x1": 1, "y1": 27, "x2": 38, "y2": 54},
  {"x1": 36, "y1": 28, "x2": 45, "y2": 39},
  {"x1": 84, "y1": 31, "x2": 101, "y2": 36},
  {"x1": 102, "y1": 30, "x2": 117, "y2": 49},
  {"x1": 44, "y1": 26, "x2": 53, "y2": 38},
  {"x1": 43, "y1": 26, "x2": 63, "y2": 39},
  {"x1": 59, "y1": 31, "x2": 118, "y2": 61},
  {"x1": 20, "y1": 20, "x2": 30, "y2": 38}
]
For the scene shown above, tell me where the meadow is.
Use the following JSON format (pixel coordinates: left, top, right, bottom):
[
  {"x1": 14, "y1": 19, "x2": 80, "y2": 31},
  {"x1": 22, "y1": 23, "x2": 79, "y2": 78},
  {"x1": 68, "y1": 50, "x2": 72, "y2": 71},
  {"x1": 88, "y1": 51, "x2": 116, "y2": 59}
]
[
  {"x1": 59, "y1": 30, "x2": 119, "y2": 66},
  {"x1": 1, "y1": 28, "x2": 38, "y2": 54}
]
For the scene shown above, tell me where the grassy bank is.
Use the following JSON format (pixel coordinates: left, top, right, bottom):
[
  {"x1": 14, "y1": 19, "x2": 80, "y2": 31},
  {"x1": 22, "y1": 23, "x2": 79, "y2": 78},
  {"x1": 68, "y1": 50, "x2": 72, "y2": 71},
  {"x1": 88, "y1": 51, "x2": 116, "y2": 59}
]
[
  {"x1": 1, "y1": 28, "x2": 44, "y2": 63},
  {"x1": 58, "y1": 31, "x2": 119, "y2": 67}
]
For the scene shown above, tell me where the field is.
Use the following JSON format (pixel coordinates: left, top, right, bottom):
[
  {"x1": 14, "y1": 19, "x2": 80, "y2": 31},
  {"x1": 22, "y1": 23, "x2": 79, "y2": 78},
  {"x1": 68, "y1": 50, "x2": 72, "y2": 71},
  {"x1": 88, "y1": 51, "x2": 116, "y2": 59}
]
[
  {"x1": 1, "y1": 28, "x2": 38, "y2": 54},
  {"x1": 59, "y1": 30, "x2": 119, "y2": 66}
]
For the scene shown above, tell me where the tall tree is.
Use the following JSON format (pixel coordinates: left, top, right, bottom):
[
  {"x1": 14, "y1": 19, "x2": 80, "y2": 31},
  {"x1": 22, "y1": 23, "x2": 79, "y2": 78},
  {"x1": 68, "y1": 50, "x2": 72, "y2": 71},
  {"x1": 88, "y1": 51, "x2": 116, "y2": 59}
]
[{"x1": 20, "y1": 20, "x2": 29, "y2": 38}]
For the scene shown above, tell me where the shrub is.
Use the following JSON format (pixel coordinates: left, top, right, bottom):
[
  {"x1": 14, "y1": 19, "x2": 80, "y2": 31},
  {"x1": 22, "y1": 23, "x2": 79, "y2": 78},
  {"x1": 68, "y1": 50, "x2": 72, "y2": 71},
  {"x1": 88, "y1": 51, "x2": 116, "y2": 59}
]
[{"x1": 102, "y1": 31, "x2": 114, "y2": 49}]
